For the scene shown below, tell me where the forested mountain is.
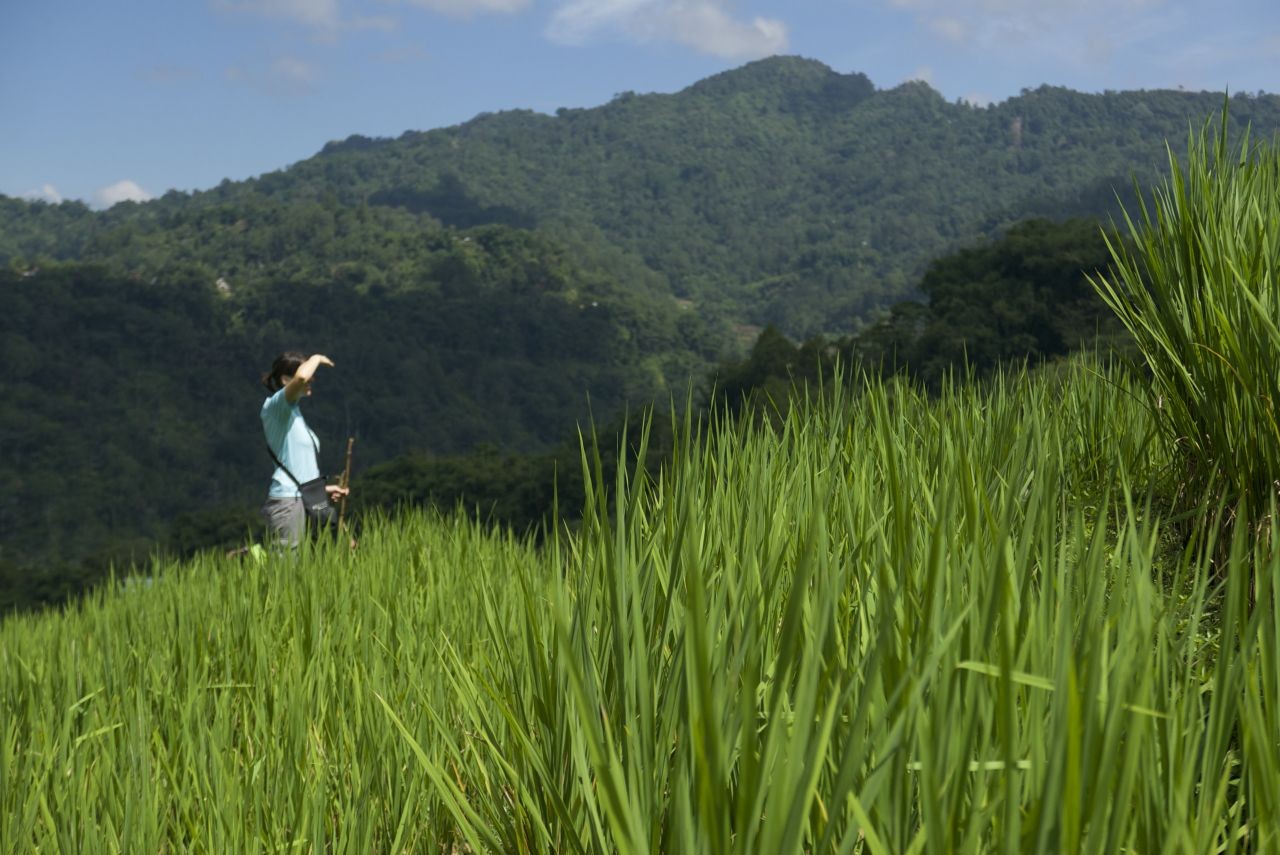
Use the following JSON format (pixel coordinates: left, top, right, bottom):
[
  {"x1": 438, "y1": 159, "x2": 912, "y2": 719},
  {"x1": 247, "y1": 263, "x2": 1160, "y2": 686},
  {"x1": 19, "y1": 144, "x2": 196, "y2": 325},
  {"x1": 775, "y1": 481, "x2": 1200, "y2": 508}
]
[{"x1": 6, "y1": 56, "x2": 1276, "y2": 336}]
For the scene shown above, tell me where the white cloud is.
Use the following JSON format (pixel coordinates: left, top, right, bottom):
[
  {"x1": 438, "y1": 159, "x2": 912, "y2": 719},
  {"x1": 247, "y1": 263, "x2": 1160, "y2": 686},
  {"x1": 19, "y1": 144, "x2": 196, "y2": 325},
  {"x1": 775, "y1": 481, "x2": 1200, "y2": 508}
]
[
  {"x1": 93, "y1": 180, "x2": 151, "y2": 209},
  {"x1": 548, "y1": 0, "x2": 788, "y2": 60},
  {"x1": 400, "y1": 0, "x2": 529, "y2": 17},
  {"x1": 22, "y1": 184, "x2": 63, "y2": 204},
  {"x1": 548, "y1": 0, "x2": 647, "y2": 43}
]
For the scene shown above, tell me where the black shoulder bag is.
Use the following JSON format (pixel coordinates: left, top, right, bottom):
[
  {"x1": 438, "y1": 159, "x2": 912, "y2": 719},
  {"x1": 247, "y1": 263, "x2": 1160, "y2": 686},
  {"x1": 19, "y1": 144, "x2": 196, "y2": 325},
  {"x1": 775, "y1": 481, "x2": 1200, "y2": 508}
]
[{"x1": 266, "y1": 436, "x2": 336, "y2": 529}]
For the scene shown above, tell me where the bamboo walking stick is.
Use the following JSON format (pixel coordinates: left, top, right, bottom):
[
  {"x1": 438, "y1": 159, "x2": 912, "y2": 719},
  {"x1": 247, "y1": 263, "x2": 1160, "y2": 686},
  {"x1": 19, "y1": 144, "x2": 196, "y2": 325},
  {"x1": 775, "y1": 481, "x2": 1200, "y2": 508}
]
[{"x1": 338, "y1": 437, "x2": 355, "y2": 532}]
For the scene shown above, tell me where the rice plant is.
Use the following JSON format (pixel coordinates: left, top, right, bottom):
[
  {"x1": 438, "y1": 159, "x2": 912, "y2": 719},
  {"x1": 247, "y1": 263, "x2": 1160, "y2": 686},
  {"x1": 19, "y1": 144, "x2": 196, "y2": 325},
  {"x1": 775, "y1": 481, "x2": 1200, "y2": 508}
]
[
  {"x1": 1092, "y1": 106, "x2": 1280, "y2": 523},
  {"x1": 3, "y1": 359, "x2": 1278, "y2": 852},
  {"x1": 384, "y1": 362, "x2": 1276, "y2": 852},
  {"x1": 0, "y1": 512, "x2": 547, "y2": 851}
]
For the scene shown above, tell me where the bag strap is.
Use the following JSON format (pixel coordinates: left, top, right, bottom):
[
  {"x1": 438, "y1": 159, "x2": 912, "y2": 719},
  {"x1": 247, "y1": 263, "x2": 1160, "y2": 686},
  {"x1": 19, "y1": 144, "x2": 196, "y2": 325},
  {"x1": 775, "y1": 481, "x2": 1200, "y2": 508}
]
[{"x1": 266, "y1": 431, "x2": 321, "y2": 489}]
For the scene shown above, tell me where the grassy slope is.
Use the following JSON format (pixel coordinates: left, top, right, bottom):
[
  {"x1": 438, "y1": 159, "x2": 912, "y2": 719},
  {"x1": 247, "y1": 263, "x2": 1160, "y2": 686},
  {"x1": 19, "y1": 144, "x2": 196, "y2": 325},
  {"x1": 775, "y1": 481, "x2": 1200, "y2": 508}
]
[{"x1": 3, "y1": 359, "x2": 1278, "y2": 852}]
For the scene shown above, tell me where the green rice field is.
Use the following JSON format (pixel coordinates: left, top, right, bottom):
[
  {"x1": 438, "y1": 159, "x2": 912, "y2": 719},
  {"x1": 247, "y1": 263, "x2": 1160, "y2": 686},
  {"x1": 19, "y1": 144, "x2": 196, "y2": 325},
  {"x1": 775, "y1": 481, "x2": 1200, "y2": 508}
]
[
  {"x1": 3, "y1": 358, "x2": 1278, "y2": 852},
  {"x1": 3, "y1": 117, "x2": 1279, "y2": 852}
]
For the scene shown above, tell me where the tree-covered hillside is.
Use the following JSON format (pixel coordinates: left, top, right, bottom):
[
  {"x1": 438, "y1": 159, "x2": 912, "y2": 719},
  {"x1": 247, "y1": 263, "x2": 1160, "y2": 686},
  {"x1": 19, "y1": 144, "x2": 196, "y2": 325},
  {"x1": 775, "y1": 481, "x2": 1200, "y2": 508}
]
[
  {"x1": 0, "y1": 227, "x2": 718, "y2": 600},
  {"x1": 255, "y1": 58, "x2": 1279, "y2": 337},
  {"x1": 0, "y1": 214, "x2": 1128, "y2": 612},
  {"x1": 6, "y1": 57, "x2": 1278, "y2": 337}
]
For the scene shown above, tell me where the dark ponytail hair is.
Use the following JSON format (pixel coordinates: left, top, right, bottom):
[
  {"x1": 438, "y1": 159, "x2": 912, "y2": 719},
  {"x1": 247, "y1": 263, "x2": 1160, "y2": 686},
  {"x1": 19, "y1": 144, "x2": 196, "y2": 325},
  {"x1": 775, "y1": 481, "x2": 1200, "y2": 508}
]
[{"x1": 262, "y1": 351, "x2": 307, "y2": 392}]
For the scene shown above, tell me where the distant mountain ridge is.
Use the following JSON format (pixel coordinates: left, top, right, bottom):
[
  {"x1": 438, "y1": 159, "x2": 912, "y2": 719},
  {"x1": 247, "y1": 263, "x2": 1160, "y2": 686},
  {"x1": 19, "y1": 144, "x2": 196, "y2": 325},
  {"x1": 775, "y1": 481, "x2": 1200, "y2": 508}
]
[
  {"x1": 6, "y1": 56, "x2": 1278, "y2": 335},
  {"x1": 200, "y1": 55, "x2": 1280, "y2": 332}
]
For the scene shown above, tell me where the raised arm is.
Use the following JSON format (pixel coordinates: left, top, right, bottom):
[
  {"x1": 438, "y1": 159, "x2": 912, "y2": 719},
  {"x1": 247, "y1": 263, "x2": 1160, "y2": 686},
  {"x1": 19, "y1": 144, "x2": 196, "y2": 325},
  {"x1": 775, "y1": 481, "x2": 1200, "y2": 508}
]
[{"x1": 284, "y1": 354, "x2": 334, "y2": 403}]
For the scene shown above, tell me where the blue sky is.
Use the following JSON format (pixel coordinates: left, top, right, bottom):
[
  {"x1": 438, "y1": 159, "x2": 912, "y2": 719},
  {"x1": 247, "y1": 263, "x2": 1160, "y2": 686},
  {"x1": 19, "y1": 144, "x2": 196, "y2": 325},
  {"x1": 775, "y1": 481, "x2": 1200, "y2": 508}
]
[{"x1": 3, "y1": 0, "x2": 1277, "y2": 208}]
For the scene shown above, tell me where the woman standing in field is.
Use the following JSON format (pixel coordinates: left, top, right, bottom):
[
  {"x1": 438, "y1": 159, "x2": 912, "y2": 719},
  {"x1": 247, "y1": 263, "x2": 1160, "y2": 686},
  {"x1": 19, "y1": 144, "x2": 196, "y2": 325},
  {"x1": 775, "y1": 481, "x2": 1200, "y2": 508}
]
[{"x1": 260, "y1": 351, "x2": 349, "y2": 547}]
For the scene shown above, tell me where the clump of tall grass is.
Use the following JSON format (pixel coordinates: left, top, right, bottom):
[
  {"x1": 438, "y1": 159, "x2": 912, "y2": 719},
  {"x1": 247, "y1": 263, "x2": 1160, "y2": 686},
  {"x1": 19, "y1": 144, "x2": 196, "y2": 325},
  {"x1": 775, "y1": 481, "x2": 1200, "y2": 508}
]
[
  {"x1": 406, "y1": 363, "x2": 1278, "y2": 852},
  {"x1": 1092, "y1": 107, "x2": 1280, "y2": 524}
]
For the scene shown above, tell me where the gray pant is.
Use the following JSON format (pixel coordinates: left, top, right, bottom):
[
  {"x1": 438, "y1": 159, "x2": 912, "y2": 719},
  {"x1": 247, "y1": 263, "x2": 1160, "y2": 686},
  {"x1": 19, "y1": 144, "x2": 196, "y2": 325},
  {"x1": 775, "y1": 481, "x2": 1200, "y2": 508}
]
[{"x1": 261, "y1": 496, "x2": 305, "y2": 548}]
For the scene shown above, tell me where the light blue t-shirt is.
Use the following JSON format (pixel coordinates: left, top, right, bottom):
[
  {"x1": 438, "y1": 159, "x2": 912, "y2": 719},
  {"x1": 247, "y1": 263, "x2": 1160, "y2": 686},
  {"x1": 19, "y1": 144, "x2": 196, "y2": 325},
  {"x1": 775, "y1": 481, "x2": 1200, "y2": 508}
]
[{"x1": 261, "y1": 388, "x2": 321, "y2": 498}]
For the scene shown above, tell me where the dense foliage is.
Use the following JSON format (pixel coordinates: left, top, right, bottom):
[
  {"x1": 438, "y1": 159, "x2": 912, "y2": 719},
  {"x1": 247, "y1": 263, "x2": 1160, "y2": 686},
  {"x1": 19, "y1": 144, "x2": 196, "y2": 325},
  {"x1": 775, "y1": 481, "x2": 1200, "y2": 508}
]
[
  {"x1": 0, "y1": 238, "x2": 714, "y2": 609},
  {"x1": 706, "y1": 217, "x2": 1131, "y2": 411},
  {"x1": 0, "y1": 214, "x2": 1133, "y2": 612},
  {"x1": 348, "y1": 216, "x2": 1137, "y2": 554},
  {"x1": 852, "y1": 217, "x2": 1132, "y2": 384},
  {"x1": 5, "y1": 58, "x2": 1279, "y2": 338}
]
